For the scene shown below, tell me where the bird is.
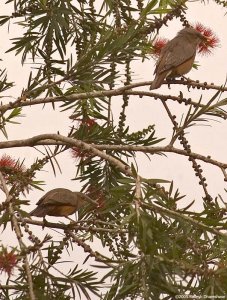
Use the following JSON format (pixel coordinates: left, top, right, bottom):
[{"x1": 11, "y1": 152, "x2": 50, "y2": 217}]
[
  {"x1": 150, "y1": 27, "x2": 207, "y2": 90},
  {"x1": 30, "y1": 188, "x2": 97, "y2": 218}
]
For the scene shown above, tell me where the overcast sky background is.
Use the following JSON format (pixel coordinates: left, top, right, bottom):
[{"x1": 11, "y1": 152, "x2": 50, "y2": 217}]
[{"x1": 0, "y1": 0, "x2": 227, "y2": 298}]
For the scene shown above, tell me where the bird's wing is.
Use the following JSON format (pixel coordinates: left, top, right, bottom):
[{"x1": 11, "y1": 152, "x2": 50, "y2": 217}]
[
  {"x1": 74, "y1": 192, "x2": 97, "y2": 206},
  {"x1": 154, "y1": 38, "x2": 196, "y2": 75},
  {"x1": 36, "y1": 188, "x2": 74, "y2": 206}
]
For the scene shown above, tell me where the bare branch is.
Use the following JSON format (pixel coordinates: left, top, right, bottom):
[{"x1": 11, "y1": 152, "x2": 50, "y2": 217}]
[
  {"x1": 1, "y1": 80, "x2": 227, "y2": 119},
  {"x1": 21, "y1": 217, "x2": 127, "y2": 234},
  {"x1": 0, "y1": 135, "x2": 225, "y2": 177}
]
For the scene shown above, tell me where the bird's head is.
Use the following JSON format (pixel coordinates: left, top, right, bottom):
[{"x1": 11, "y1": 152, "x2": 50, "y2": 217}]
[{"x1": 178, "y1": 27, "x2": 208, "y2": 43}]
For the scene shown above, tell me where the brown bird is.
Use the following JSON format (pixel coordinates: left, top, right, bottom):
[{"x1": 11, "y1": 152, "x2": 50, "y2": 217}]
[
  {"x1": 150, "y1": 27, "x2": 207, "y2": 90},
  {"x1": 30, "y1": 188, "x2": 96, "y2": 218}
]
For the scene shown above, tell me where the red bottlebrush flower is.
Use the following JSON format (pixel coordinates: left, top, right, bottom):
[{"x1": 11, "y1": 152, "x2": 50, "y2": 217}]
[
  {"x1": 194, "y1": 22, "x2": 206, "y2": 33},
  {"x1": 71, "y1": 147, "x2": 92, "y2": 161},
  {"x1": 193, "y1": 23, "x2": 220, "y2": 55},
  {"x1": 150, "y1": 37, "x2": 168, "y2": 57},
  {"x1": 0, "y1": 154, "x2": 17, "y2": 169},
  {"x1": 86, "y1": 185, "x2": 105, "y2": 209},
  {"x1": 0, "y1": 247, "x2": 17, "y2": 276},
  {"x1": 96, "y1": 196, "x2": 105, "y2": 209},
  {"x1": 82, "y1": 118, "x2": 96, "y2": 128},
  {"x1": 71, "y1": 117, "x2": 97, "y2": 129},
  {"x1": 70, "y1": 118, "x2": 96, "y2": 161},
  {"x1": 0, "y1": 154, "x2": 26, "y2": 173}
]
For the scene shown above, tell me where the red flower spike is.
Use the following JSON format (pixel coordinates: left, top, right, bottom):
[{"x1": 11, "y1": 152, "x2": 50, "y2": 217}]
[
  {"x1": 82, "y1": 118, "x2": 96, "y2": 128},
  {"x1": 0, "y1": 154, "x2": 26, "y2": 173},
  {"x1": 193, "y1": 23, "x2": 220, "y2": 56},
  {"x1": 86, "y1": 185, "x2": 105, "y2": 209},
  {"x1": 70, "y1": 118, "x2": 96, "y2": 161},
  {"x1": 203, "y1": 28, "x2": 213, "y2": 37},
  {"x1": 0, "y1": 154, "x2": 17, "y2": 169},
  {"x1": 194, "y1": 23, "x2": 206, "y2": 33},
  {"x1": 71, "y1": 147, "x2": 92, "y2": 160},
  {"x1": 74, "y1": 117, "x2": 97, "y2": 129},
  {"x1": 0, "y1": 247, "x2": 17, "y2": 276},
  {"x1": 151, "y1": 37, "x2": 168, "y2": 57}
]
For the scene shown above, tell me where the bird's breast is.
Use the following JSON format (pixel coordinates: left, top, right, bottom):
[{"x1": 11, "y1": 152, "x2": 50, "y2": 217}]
[
  {"x1": 169, "y1": 55, "x2": 195, "y2": 77},
  {"x1": 45, "y1": 205, "x2": 77, "y2": 216}
]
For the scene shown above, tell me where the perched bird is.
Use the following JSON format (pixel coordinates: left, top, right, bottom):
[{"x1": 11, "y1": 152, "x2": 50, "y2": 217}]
[
  {"x1": 150, "y1": 27, "x2": 207, "y2": 90},
  {"x1": 30, "y1": 188, "x2": 96, "y2": 218}
]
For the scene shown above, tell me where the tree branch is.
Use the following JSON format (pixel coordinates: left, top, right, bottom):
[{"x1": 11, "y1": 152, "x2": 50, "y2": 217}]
[
  {"x1": 1, "y1": 80, "x2": 227, "y2": 119},
  {"x1": 0, "y1": 172, "x2": 36, "y2": 300},
  {"x1": 0, "y1": 135, "x2": 225, "y2": 177},
  {"x1": 21, "y1": 217, "x2": 127, "y2": 234}
]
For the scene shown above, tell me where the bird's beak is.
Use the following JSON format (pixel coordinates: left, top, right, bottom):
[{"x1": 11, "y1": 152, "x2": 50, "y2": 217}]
[{"x1": 204, "y1": 36, "x2": 212, "y2": 42}]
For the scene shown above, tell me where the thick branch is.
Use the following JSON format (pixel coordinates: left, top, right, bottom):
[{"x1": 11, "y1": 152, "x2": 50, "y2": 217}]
[
  {"x1": 0, "y1": 134, "x2": 133, "y2": 176},
  {"x1": 0, "y1": 136, "x2": 226, "y2": 172}
]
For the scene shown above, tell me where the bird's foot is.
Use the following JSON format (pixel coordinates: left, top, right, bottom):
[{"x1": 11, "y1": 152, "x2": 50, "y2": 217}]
[
  {"x1": 166, "y1": 77, "x2": 175, "y2": 89},
  {"x1": 42, "y1": 217, "x2": 48, "y2": 229},
  {"x1": 182, "y1": 76, "x2": 193, "y2": 82}
]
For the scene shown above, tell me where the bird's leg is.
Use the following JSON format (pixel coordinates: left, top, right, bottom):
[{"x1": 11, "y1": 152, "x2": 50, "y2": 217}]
[
  {"x1": 166, "y1": 76, "x2": 174, "y2": 88},
  {"x1": 180, "y1": 75, "x2": 191, "y2": 82},
  {"x1": 183, "y1": 76, "x2": 196, "y2": 91},
  {"x1": 182, "y1": 76, "x2": 196, "y2": 83},
  {"x1": 166, "y1": 76, "x2": 191, "y2": 88},
  {"x1": 42, "y1": 216, "x2": 48, "y2": 229}
]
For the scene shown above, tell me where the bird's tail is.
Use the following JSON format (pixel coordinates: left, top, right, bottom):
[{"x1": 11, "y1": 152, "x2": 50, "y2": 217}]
[
  {"x1": 150, "y1": 72, "x2": 167, "y2": 90},
  {"x1": 30, "y1": 207, "x2": 46, "y2": 217}
]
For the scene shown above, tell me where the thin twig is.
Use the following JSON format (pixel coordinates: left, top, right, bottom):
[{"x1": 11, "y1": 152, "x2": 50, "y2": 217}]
[
  {"x1": 20, "y1": 217, "x2": 128, "y2": 234},
  {"x1": 1, "y1": 80, "x2": 227, "y2": 118},
  {"x1": 65, "y1": 230, "x2": 115, "y2": 267},
  {"x1": 134, "y1": 175, "x2": 142, "y2": 219},
  {"x1": 161, "y1": 100, "x2": 212, "y2": 201},
  {"x1": 0, "y1": 284, "x2": 28, "y2": 290},
  {"x1": 0, "y1": 172, "x2": 36, "y2": 300}
]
